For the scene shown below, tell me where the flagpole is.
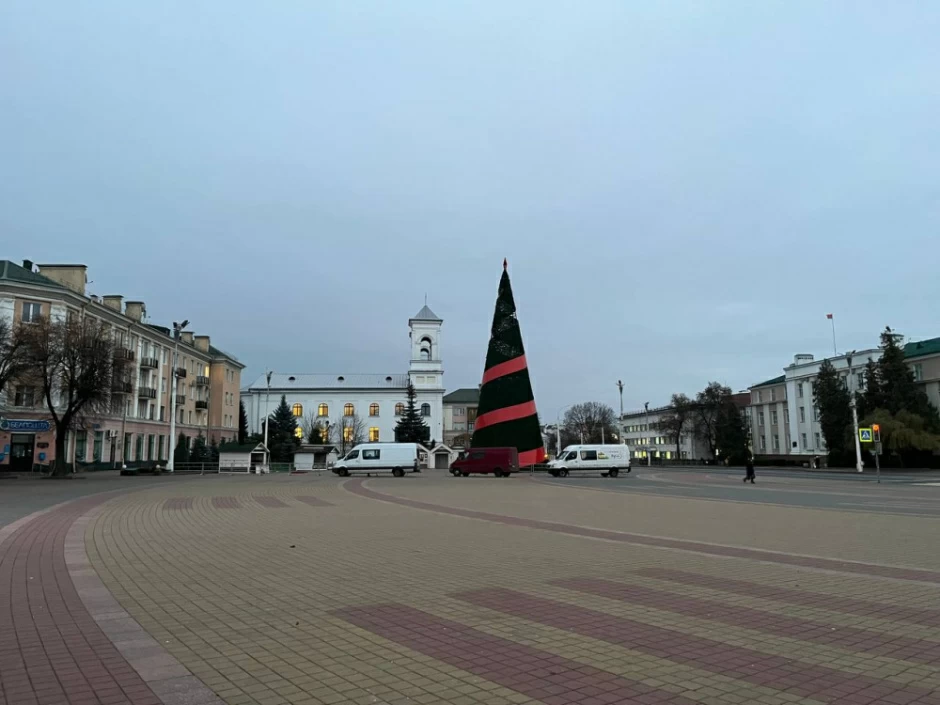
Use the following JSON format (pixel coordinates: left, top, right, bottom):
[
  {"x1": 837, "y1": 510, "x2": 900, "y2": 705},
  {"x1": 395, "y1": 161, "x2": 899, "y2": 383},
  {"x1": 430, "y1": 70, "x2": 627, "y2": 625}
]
[{"x1": 828, "y1": 314, "x2": 837, "y2": 356}]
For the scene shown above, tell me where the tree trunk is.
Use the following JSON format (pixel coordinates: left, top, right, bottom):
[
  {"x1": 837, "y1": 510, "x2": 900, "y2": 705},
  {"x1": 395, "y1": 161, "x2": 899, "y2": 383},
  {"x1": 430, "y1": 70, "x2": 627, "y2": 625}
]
[{"x1": 52, "y1": 423, "x2": 70, "y2": 476}]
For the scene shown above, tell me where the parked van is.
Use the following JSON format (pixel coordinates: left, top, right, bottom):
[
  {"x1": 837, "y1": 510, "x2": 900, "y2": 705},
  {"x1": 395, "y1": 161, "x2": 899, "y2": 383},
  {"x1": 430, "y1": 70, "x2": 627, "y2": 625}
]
[
  {"x1": 450, "y1": 447, "x2": 518, "y2": 477},
  {"x1": 547, "y1": 445, "x2": 631, "y2": 478},
  {"x1": 332, "y1": 443, "x2": 419, "y2": 477}
]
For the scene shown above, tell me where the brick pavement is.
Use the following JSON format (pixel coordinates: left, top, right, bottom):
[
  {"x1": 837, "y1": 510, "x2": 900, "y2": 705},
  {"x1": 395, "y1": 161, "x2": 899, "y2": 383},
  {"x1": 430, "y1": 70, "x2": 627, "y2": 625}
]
[{"x1": 4, "y1": 473, "x2": 940, "y2": 705}]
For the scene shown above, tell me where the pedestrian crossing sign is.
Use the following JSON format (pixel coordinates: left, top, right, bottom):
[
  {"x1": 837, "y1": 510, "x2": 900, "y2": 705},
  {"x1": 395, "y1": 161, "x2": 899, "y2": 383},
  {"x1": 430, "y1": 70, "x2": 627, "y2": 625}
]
[{"x1": 859, "y1": 428, "x2": 873, "y2": 442}]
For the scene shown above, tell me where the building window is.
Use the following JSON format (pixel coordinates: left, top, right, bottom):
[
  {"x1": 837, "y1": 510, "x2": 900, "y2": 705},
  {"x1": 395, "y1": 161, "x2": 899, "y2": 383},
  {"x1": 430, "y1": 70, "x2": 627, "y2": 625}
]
[
  {"x1": 799, "y1": 407, "x2": 805, "y2": 423},
  {"x1": 369, "y1": 403, "x2": 380, "y2": 417},
  {"x1": 369, "y1": 427, "x2": 380, "y2": 442},
  {"x1": 857, "y1": 372, "x2": 865, "y2": 389},
  {"x1": 135, "y1": 434, "x2": 144, "y2": 461},
  {"x1": 913, "y1": 364, "x2": 923, "y2": 382},
  {"x1": 123, "y1": 434, "x2": 132, "y2": 461},
  {"x1": 758, "y1": 410, "x2": 765, "y2": 426},
  {"x1": 159, "y1": 435, "x2": 166, "y2": 461},
  {"x1": 771, "y1": 388, "x2": 777, "y2": 401},
  {"x1": 148, "y1": 435, "x2": 155, "y2": 461},
  {"x1": 454, "y1": 407, "x2": 464, "y2": 416},
  {"x1": 771, "y1": 410, "x2": 778, "y2": 425},
  {"x1": 21, "y1": 301, "x2": 42, "y2": 323},
  {"x1": 421, "y1": 403, "x2": 431, "y2": 417},
  {"x1": 797, "y1": 383, "x2": 803, "y2": 398},
  {"x1": 344, "y1": 403, "x2": 355, "y2": 417},
  {"x1": 14, "y1": 385, "x2": 36, "y2": 407},
  {"x1": 801, "y1": 433, "x2": 807, "y2": 449},
  {"x1": 814, "y1": 407, "x2": 820, "y2": 422},
  {"x1": 756, "y1": 390, "x2": 762, "y2": 403},
  {"x1": 75, "y1": 431, "x2": 87, "y2": 463},
  {"x1": 815, "y1": 432, "x2": 822, "y2": 449},
  {"x1": 759, "y1": 436, "x2": 766, "y2": 451},
  {"x1": 292, "y1": 403, "x2": 303, "y2": 417},
  {"x1": 343, "y1": 426, "x2": 354, "y2": 442},
  {"x1": 318, "y1": 404, "x2": 329, "y2": 417},
  {"x1": 468, "y1": 422, "x2": 475, "y2": 432},
  {"x1": 773, "y1": 435, "x2": 780, "y2": 451},
  {"x1": 395, "y1": 403, "x2": 405, "y2": 416},
  {"x1": 93, "y1": 432, "x2": 103, "y2": 462}
]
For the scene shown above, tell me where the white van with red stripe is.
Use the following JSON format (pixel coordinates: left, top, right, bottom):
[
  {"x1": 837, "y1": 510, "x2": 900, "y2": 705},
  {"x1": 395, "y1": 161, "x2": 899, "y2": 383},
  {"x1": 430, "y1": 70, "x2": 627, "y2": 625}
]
[{"x1": 547, "y1": 445, "x2": 631, "y2": 478}]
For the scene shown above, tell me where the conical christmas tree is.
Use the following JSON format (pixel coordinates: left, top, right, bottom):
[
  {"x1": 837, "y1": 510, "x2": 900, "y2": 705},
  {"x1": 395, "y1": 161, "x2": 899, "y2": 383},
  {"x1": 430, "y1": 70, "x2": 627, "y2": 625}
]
[{"x1": 471, "y1": 260, "x2": 546, "y2": 466}]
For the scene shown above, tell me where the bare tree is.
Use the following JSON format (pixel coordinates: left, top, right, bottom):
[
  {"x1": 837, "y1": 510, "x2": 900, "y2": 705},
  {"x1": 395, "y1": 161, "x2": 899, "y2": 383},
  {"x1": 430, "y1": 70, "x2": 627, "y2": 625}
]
[
  {"x1": 20, "y1": 315, "x2": 114, "y2": 475},
  {"x1": 563, "y1": 402, "x2": 618, "y2": 444},
  {"x1": 338, "y1": 414, "x2": 366, "y2": 454},
  {"x1": 0, "y1": 318, "x2": 28, "y2": 400},
  {"x1": 657, "y1": 393, "x2": 695, "y2": 460},
  {"x1": 693, "y1": 382, "x2": 732, "y2": 458}
]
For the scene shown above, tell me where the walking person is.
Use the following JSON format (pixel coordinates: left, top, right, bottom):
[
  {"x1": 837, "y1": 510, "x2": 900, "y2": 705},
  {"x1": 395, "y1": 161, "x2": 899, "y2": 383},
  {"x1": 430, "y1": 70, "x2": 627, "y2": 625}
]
[{"x1": 744, "y1": 456, "x2": 755, "y2": 484}]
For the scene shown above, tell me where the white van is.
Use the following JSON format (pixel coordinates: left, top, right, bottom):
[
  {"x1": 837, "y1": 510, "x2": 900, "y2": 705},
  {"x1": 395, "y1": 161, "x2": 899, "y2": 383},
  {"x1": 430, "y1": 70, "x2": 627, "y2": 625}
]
[
  {"x1": 332, "y1": 443, "x2": 420, "y2": 477},
  {"x1": 548, "y1": 445, "x2": 631, "y2": 478}
]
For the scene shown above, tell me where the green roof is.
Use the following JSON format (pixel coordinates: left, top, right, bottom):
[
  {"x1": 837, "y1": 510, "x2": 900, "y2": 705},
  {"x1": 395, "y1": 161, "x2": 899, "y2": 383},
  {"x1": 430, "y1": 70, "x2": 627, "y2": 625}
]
[
  {"x1": 751, "y1": 374, "x2": 785, "y2": 389},
  {"x1": 444, "y1": 388, "x2": 480, "y2": 404},
  {"x1": 218, "y1": 441, "x2": 266, "y2": 453},
  {"x1": 904, "y1": 336, "x2": 940, "y2": 360},
  {"x1": 0, "y1": 260, "x2": 65, "y2": 289}
]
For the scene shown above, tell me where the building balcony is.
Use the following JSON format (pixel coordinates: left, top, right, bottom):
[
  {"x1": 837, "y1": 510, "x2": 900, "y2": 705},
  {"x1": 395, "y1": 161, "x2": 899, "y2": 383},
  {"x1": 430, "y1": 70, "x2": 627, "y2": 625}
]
[
  {"x1": 175, "y1": 394, "x2": 186, "y2": 406},
  {"x1": 175, "y1": 367, "x2": 187, "y2": 379},
  {"x1": 140, "y1": 356, "x2": 159, "y2": 369},
  {"x1": 138, "y1": 387, "x2": 157, "y2": 399},
  {"x1": 113, "y1": 348, "x2": 135, "y2": 363},
  {"x1": 195, "y1": 400, "x2": 208, "y2": 410},
  {"x1": 111, "y1": 381, "x2": 133, "y2": 394},
  {"x1": 195, "y1": 375, "x2": 210, "y2": 386}
]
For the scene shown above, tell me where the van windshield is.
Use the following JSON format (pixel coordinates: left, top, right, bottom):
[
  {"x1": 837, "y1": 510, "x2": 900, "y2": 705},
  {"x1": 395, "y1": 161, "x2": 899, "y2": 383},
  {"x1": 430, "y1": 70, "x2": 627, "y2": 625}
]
[
  {"x1": 565, "y1": 451, "x2": 578, "y2": 461},
  {"x1": 344, "y1": 450, "x2": 359, "y2": 460}
]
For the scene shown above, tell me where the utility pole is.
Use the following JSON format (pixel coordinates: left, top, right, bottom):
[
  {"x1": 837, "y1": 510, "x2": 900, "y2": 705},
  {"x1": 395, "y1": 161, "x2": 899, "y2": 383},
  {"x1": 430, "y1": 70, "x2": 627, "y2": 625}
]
[
  {"x1": 645, "y1": 401, "x2": 651, "y2": 467},
  {"x1": 846, "y1": 353, "x2": 864, "y2": 474},
  {"x1": 616, "y1": 380, "x2": 625, "y2": 445},
  {"x1": 167, "y1": 320, "x2": 188, "y2": 473},
  {"x1": 262, "y1": 370, "x2": 272, "y2": 464}
]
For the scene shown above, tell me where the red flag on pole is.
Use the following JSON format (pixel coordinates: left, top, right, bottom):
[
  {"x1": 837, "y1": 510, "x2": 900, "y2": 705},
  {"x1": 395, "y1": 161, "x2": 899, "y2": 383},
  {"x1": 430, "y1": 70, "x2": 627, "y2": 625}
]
[{"x1": 826, "y1": 313, "x2": 833, "y2": 319}]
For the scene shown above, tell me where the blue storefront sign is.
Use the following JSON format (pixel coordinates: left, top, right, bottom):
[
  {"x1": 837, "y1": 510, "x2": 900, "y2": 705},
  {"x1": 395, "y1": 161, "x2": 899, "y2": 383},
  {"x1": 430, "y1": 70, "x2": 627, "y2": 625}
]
[{"x1": 0, "y1": 418, "x2": 52, "y2": 432}]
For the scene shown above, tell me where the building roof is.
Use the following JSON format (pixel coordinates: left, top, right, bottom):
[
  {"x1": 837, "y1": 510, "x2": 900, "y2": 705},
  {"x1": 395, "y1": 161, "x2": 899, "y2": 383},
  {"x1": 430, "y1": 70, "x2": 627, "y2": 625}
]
[
  {"x1": 904, "y1": 336, "x2": 940, "y2": 360},
  {"x1": 218, "y1": 441, "x2": 267, "y2": 453},
  {"x1": 411, "y1": 305, "x2": 442, "y2": 322},
  {"x1": 0, "y1": 260, "x2": 65, "y2": 289},
  {"x1": 247, "y1": 373, "x2": 410, "y2": 390},
  {"x1": 443, "y1": 388, "x2": 480, "y2": 404},
  {"x1": 751, "y1": 374, "x2": 786, "y2": 389}
]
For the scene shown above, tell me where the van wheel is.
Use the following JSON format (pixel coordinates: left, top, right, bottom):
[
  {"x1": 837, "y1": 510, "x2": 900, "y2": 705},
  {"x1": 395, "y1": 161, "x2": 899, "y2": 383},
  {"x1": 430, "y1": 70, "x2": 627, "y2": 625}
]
[
  {"x1": 392, "y1": 468, "x2": 404, "y2": 477},
  {"x1": 461, "y1": 472, "x2": 469, "y2": 477},
  {"x1": 609, "y1": 468, "x2": 619, "y2": 478},
  {"x1": 451, "y1": 469, "x2": 459, "y2": 477},
  {"x1": 338, "y1": 468, "x2": 349, "y2": 477},
  {"x1": 558, "y1": 468, "x2": 569, "y2": 478},
  {"x1": 493, "y1": 468, "x2": 504, "y2": 477}
]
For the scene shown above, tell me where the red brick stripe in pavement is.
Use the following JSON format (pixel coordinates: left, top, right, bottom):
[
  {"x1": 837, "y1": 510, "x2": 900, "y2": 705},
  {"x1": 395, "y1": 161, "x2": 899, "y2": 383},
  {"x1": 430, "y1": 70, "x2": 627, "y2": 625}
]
[
  {"x1": 161, "y1": 498, "x2": 193, "y2": 511},
  {"x1": 345, "y1": 479, "x2": 940, "y2": 584},
  {"x1": 0, "y1": 495, "x2": 163, "y2": 705},
  {"x1": 334, "y1": 603, "x2": 700, "y2": 705},
  {"x1": 456, "y1": 588, "x2": 940, "y2": 705},
  {"x1": 294, "y1": 496, "x2": 333, "y2": 507},
  {"x1": 210, "y1": 496, "x2": 241, "y2": 509},
  {"x1": 639, "y1": 568, "x2": 940, "y2": 629},
  {"x1": 252, "y1": 495, "x2": 289, "y2": 508},
  {"x1": 555, "y1": 577, "x2": 940, "y2": 666}
]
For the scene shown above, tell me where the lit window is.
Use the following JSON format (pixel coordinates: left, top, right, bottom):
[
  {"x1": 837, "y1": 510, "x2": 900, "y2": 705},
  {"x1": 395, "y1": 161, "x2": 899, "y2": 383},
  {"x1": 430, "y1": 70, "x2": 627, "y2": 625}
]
[
  {"x1": 344, "y1": 403, "x2": 355, "y2": 417},
  {"x1": 318, "y1": 404, "x2": 329, "y2": 417},
  {"x1": 343, "y1": 426, "x2": 354, "y2": 442},
  {"x1": 421, "y1": 403, "x2": 431, "y2": 417},
  {"x1": 369, "y1": 427, "x2": 380, "y2": 442},
  {"x1": 369, "y1": 403, "x2": 379, "y2": 417},
  {"x1": 395, "y1": 403, "x2": 405, "y2": 416},
  {"x1": 292, "y1": 403, "x2": 303, "y2": 417}
]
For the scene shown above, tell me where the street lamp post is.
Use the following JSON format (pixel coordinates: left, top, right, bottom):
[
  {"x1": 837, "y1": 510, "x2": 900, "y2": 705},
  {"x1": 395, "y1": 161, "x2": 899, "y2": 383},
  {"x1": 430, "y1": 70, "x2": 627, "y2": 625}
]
[
  {"x1": 616, "y1": 380, "x2": 625, "y2": 445},
  {"x1": 262, "y1": 371, "x2": 272, "y2": 461},
  {"x1": 167, "y1": 319, "x2": 189, "y2": 473},
  {"x1": 846, "y1": 353, "x2": 864, "y2": 473},
  {"x1": 645, "y1": 401, "x2": 651, "y2": 467}
]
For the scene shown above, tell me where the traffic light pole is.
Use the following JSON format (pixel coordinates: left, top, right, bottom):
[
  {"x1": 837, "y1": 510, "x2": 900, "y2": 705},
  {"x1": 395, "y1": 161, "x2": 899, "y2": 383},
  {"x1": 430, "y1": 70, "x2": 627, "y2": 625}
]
[{"x1": 874, "y1": 446, "x2": 881, "y2": 483}]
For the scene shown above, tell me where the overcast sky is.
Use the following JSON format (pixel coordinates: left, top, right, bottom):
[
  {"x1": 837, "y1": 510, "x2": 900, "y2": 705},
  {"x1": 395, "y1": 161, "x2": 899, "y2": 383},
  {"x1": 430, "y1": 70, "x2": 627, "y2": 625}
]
[{"x1": 3, "y1": 2, "x2": 938, "y2": 419}]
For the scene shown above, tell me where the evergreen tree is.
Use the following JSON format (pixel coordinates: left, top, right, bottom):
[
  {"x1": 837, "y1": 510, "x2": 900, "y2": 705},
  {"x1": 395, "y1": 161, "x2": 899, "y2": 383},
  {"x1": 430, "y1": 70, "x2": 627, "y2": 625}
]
[
  {"x1": 857, "y1": 358, "x2": 883, "y2": 419},
  {"x1": 470, "y1": 260, "x2": 546, "y2": 465},
  {"x1": 209, "y1": 437, "x2": 220, "y2": 463},
  {"x1": 715, "y1": 398, "x2": 749, "y2": 464},
  {"x1": 267, "y1": 395, "x2": 300, "y2": 462},
  {"x1": 238, "y1": 400, "x2": 249, "y2": 444},
  {"x1": 307, "y1": 422, "x2": 324, "y2": 444},
  {"x1": 814, "y1": 359, "x2": 853, "y2": 461},
  {"x1": 173, "y1": 433, "x2": 189, "y2": 465},
  {"x1": 394, "y1": 382, "x2": 430, "y2": 443},
  {"x1": 876, "y1": 327, "x2": 935, "y2": 420},
  {"x1": 189, "y1": 433, "x2": 209, "y2": 463}
]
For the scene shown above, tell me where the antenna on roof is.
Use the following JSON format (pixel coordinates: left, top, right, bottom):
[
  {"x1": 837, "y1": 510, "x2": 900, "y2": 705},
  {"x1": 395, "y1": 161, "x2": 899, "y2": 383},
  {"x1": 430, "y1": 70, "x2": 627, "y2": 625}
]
[{"x1": 424, "y1": 293, "x2": 427, "y2": 305}]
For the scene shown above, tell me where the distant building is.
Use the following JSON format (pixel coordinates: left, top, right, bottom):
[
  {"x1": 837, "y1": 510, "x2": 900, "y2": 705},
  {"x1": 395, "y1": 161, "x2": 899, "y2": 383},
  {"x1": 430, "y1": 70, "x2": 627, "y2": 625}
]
[
  {"x1": 748, "y1": 336, "x2": 940, "y2": 464},
  {"x1": 442, "y1": 387, "x2": 480, "y2": 448},
  {"x1": 241, "y1": 306, "x2": 445, "y2": 446}
]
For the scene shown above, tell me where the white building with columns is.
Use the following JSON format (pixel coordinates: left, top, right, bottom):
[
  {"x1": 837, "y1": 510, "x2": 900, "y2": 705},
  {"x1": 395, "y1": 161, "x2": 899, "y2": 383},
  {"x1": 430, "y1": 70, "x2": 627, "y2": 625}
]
[{"x1": 242, "y1": 306, "x2": 445, "y2": 445}]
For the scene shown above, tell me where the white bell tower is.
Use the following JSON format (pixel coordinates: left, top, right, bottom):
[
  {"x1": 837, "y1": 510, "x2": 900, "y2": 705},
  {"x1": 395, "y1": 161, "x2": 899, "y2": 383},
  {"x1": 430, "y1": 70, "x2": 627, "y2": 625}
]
[{"x1": 409, "y1": 304, "x2": 443, "y2": 389}]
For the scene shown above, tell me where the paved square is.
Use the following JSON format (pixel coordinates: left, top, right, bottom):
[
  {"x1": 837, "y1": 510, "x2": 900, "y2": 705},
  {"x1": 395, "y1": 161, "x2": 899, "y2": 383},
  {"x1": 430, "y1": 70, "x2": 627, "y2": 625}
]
[{"x1": 2, "y1": 469, "x2": 940, "y2": 705}]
